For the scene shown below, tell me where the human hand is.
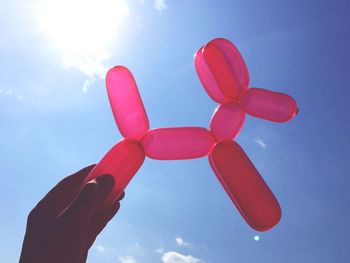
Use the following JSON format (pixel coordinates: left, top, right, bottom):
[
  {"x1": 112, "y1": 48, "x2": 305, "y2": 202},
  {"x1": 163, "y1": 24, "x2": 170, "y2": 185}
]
[{"x1": 19, "y1": 165, "x2": 124, "y2": 263}]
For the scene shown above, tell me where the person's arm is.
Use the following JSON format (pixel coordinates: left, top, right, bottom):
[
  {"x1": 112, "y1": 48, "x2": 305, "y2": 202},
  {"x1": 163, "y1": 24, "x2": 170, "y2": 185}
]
[{"x1": 19, "y1": 165, "x2": 124, "y2": 263}]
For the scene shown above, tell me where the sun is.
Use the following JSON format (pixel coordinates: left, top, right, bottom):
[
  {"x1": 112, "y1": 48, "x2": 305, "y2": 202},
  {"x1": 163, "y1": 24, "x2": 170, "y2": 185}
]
[{"x1": 35, "y1": 0, "x2": 129, "y2": 77}]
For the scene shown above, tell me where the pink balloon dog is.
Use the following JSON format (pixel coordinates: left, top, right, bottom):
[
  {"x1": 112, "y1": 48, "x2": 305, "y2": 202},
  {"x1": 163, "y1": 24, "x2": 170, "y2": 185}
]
[{"x1": 85, "y1": 38, "x2": 298, "y2": 231}]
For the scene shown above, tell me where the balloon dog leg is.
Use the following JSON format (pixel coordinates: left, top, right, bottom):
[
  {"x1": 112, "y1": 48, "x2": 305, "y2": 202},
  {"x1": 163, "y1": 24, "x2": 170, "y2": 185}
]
[
  {"x1": 209, "y1": 140, "x2": 281, "y2": 231},
  {"x1": 85, "y1": 139, "x2": 145, "y2": 209}
]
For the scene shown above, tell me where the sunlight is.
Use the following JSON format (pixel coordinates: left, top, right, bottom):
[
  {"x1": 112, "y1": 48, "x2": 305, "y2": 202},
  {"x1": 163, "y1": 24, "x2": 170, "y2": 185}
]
[{"x1": 35, "y1": 0, "x2": 129, "y2": 79}]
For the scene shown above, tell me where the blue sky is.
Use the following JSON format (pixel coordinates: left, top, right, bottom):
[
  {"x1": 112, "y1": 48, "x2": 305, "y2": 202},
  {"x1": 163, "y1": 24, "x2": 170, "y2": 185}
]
[{"x1": 1, "y1": 0, "x2": 350, "y2": 262}]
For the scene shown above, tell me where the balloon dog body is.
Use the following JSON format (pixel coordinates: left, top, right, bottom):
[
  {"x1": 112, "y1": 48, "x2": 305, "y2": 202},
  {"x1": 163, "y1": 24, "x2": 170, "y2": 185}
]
[{"x1": 85, "y1": 38, "x2": 298, "y2": 231}]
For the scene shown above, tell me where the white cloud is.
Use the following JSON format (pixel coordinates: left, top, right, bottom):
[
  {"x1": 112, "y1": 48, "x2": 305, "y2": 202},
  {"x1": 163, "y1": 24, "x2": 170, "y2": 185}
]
[
  {"x1": 34, "y1": 0, "x2": 169, "y2": 93},
  {"x1": 157, "y1": 247, "x2": 165, "y2": 254},
  {"x1": 35, "y1": 0, "x2": 130, "y2": 92},
  {"x1": 62, "y1": 54, "x2": 109, "y2": 80},
  {"x1": 63, "y1": 55, "x2": 106, "y2": 92},
  {"x1": 255, "y1": 138, "x2": 267, "y2": 149},
  {"x1": 154, "y1": 0, "x2": 167, "y2": 11},
  {"x1": 118, "y1": 255, "x2": 136, "y2": 263},
  {"x1": 82, "y1": 77, "x2": 96, "y2": 93},
  {"x1": 95, "y1": 244, "x2": 106, "y2": 253},
  {"x1": 0, "y1": 88, "x2": 25, "y2": 101},
  {"x1": 175, "y1": 237, "x2": 190, "y2": 247},
  {"x1": 162, "y1": 251, "x2": 204, "y2": 263}
]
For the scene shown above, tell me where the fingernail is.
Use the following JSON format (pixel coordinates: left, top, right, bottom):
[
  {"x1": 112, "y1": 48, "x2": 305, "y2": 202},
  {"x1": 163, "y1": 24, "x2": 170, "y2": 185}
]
[{"x1": 117, "y1": 192, "x2": 125, "y2": 201}]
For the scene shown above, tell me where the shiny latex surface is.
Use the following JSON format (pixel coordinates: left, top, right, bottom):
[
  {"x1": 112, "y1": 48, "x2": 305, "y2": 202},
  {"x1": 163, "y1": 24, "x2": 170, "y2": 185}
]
[
  {"x1": 194, "y1": 46, "x2": 229, "y2": 103},
  {"x1": 210, "y1": 102, "x2": 245, "y2": 141},
  {"x1": 209, "y1": 140, "x2": 281, "y2": 231},
  {"x1": 242, "y1": 88, "x2": 298, "y2": 122},
  {"x1": 142, "y1": 127, "x2": 216, "y2": 160},
  {"x1": 85, "y1": 139, "x2": 145, "y2": 209},
  {"x1": 209, "y1": 38, "x2": 249, "y2": 94},
  {"x1": 195, "y1": 38, "x2": 249, "y2": 102},
  {"x1": 106, "y1": 66, "x2": 149, "y2": 140}
]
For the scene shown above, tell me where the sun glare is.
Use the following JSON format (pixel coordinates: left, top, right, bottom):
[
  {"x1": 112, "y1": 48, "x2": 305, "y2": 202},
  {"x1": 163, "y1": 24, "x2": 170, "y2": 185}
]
[{"x1": 35, "y1": 0, "x2": 129, "y2": 78}]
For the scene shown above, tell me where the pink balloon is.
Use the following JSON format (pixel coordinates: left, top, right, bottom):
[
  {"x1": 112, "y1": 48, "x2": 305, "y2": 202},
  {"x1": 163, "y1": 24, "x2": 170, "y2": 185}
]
[
  {"x1": 195, "y1": 38, "x2": 249, "y2": 101},
  {"x1": 203, "y1": 44, "x2": 239, "y2": 100},
  {"x1": 203, "y1": 39, "x2": 249, "y2": 99},
  {"x1": 194, "y1": 46, "x2": 230, "y2": 103},
  {"x1": 208, "y1": 38, "x2": 250, "y2": 94},
  {"x1": 84, "y1": 37, "x2": 298, "y2": 231},
  {"x1": 141, "y1": 127, "x2": 216, "y2": 160},
  {"x1": 209, "y1": 140, "x2": 281, "y2": 231},
  {"x1": 85, "y1": 139, "x2": 145, "y2": 209},
  {"x1": 106, "y1": 66, "x2": 149, "y2": 140},
  {"x1": 210, "y1": 102, "x2": 245, "y2": 141},
  {"x1": 242, "y1": 88, "x2": 298, "y2": 122}
]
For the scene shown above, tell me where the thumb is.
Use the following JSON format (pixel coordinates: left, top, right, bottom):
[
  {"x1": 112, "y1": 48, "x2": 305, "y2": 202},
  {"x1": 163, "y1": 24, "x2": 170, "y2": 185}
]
[{"x1": 60, "y1": 174, "x2": 115, "y2": 224}]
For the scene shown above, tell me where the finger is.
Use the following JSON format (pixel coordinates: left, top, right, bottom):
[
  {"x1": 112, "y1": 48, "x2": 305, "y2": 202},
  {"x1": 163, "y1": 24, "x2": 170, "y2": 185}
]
[
  {"x1": 86, "y1": 200, "x2": 121, "y2": 248},
  {"x1": 80, "y1": 250, "x2": 89, "y2": 263},
  {"x1": 59, "y1": 174, "x2": 115, "y2": 227},
  {"x1": 32, "y1": 165, "x2": 95, "y2": 219},
  {"x1": 117, "y1": 191, "x2": 125, "y2": 201}
]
